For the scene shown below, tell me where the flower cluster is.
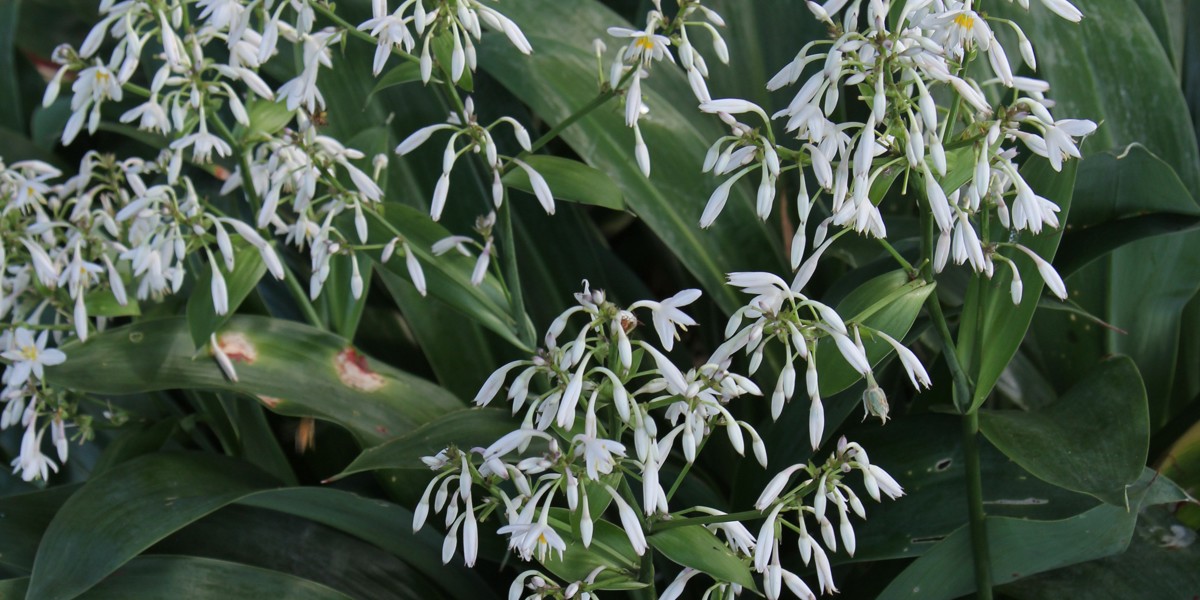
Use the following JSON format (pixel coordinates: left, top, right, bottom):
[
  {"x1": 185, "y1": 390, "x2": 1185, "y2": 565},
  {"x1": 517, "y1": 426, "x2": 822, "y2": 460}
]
[
  {"x1": 698, "y1": 0, "x2": 1093, "y2": 303},
  {"x1": 606, "y1": 0, "x2": 730, "y2": 176},
  {"x1": 0, "y1": 150, "x2": 291, "y2": 480},
  {"x1": 396, "y1": 97, "x2": 552, "y2": 221},
  {"x1": 418, "y1": 281, "x2": 906, "y2": 597},
  {"x1": 358, "y1": 0, "x2": 532, "y2": 81}
]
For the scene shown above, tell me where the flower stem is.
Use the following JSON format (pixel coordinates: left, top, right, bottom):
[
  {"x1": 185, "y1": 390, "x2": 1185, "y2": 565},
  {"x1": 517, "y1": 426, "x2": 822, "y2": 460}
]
[
  {"x1": 284, "y1": 264, "x2": 325, "y2": 329},
  {"x1": 962, "y1": 410, "x2": 992, "y2": 599},
  {"x1": 496, "y1": 192, "x2": 535, "y2": 347},
  {"x1": 653, "y1": 509, "x2": 764, "y2": 532}
]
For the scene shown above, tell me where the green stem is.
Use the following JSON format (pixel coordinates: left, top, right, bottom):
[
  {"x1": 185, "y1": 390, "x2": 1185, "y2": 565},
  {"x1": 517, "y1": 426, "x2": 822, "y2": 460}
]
[
  {"x1": 653, "y1": 509, "x2": 763, "y2": 532},
  {"x1": 284, "y1": 265, "x2": 324, "y2": 329},
  {"x1": 495, "y1": 192, "x2": 535, "y2": 347},
  {"x1": 877, "y1": 237, "x2": 916, "y2": 274},
  {"x1": 962, "y1": 410, "x2": 993, "y2": 599},
  {"x1": 504, "y1": 67, "x2": 639, "y2": 173}
]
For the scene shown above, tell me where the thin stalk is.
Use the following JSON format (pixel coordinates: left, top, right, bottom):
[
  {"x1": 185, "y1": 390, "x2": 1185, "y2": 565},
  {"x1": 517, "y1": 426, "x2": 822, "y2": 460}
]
[
  {"x1": 653, "y1": 509, "x2": 763, "y2": 532},
  {"x1": 919, "y1": 182, "x2": 988, "y2": 598},
  {"x1": 284, "y1": 265, "x2": 324, "y2": 329},
  {"x1": 495, "y1": 191, "x2": 535, "y2": 347},
  {"x1": 962, "y1": 410, "x2": 992, "y2": 599}
]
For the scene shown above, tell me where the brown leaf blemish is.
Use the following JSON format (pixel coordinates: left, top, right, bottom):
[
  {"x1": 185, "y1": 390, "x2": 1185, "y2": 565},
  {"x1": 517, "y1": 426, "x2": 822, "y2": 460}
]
[
  {"x1": 335, "y1": 347, "x2": 384, "y2": 392},
  {"x1": 257, "y1": 395, "x2": 282, "y2": 408},
  {"x1": 217, "y1": 332, "x2": 258, "y2": 363}
]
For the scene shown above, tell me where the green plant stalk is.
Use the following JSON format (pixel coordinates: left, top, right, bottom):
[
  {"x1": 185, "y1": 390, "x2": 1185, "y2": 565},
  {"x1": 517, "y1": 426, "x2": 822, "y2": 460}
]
[
  {"x1": 653, "y1": 509, "x2": 764, "y2": 532},
  {"x1": 496, "y1": 190, "x2": 536, "y2": 347},
  {"x1": 962, "y1": 409, "x2": 992, "y2": 599},
  {"x1": 919, "y1": 193, "x2": 991, "y2": 598}
]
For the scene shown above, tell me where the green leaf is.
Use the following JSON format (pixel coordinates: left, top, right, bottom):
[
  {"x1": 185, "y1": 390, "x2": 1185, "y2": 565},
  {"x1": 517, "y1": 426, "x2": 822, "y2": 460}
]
[
  {"x1": 84, "y1": 288, "x2": 140, "y2": 318},
  {"x1": 374, "y1": 265, "x2": 500, "y2": 400},
  {"x1": 27, "y1": 453, "x2": 273, "y2": 600},
  {"x1": 0, "y1": 485, "x2": 79, "y2": 573},
  {"x1": 367, "y1": 61, "x2": 430, "y2": 102},
  {"x1": 994, "y1": 1, "x2": 1199, "y2": 189},
  {"x1": 877, "y1": 469, "x2": 1166, "y2": 599},
  {"x1": 649, "y1": 526, "x2": 756, "y2": 590},
  {"x1": 998, "y1": 505, "x2": 1200, "y2": 599},
  {"x1": 238, "y1": 487, "x2": 495, "y2": 599},
  {"x1": 1056, "y1": 145, "x2": 1200, "y2": 276},
  {"x1": 838, "y1": 415, "x2": 1101, "y2": 565},
  {"x1": 86, "y1": 556, "x2": 353, "y2": 600},
  {"x1": 45, "y1": 316, "x2": 463, "y2": 446},
  {"x1": 152, "y1": 504, "x2": 449, "y2": 600},
  {"x1": 543, "y1": 508, "x2": 642, "y2": 588},
  {"x1": 980, "y1": 356, "x2": 1149, "y2": 505},
  {"x1": 479, "y1": 0, "x2": 787, "y2": 315},
  {"x1": 317, "y1": 252, "x2": 373, "y2": 340},
  {"x1": 0, "y1": 0, "x2": 24, "y2": 133},
  {"x1": 1130, "y1": 0, "x2": 1187, "y2": 75},
  {"x1": 996, "y1": 0, "x2": 1200, "y2": 427},
  {"x1": 186, "y1": 244, "x2": 267, "y2": 348},
  {"x1": 502, "y1": 155, "x2": 626, "y2": 211},
  {"x1": 956, "y1": 158, "x2": 1076, "y2": 412},
  {"x1": 367, "y1": 203, "x2": 534, "y2": 352},
  {"x1": 334, "y1": 408, "x2": 517, "y2": 477},
  {"x1": 240, "y1": 98, "x2": 295, "y2": 141},
  {"x1": 817, "y1": 271, "x2": 937, "y2": 397}
]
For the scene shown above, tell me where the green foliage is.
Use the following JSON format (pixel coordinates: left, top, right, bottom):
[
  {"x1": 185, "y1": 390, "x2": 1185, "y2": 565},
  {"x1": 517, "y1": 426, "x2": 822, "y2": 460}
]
[{"x1": 3, "y1": 0, "x2": 1199, "y2": 598}]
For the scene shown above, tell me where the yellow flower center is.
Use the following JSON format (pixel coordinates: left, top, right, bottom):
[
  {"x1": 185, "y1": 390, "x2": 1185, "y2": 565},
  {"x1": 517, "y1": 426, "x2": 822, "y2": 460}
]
[
  {"x1": 21, "y1": 346, "x2": 39, "y2": 361},
  {"x1": 954, "y1": 14, "x2": 975, "y2": 30},
  {"x1": 635, "y1": 36, "x2": 656, "y2": 51},
  {"x1": 95, "y1": 70, "x2": 110, "y2": 84}
]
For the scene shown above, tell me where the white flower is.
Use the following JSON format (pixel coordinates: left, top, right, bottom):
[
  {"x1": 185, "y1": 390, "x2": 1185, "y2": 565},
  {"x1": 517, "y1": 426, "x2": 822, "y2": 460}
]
[
  {"x1": 629, "y1": 289, "x2": 700, "y2": 351},
  {"x1": 2, "y1": 329, "x2": 67, "y2": 387},
  {"x1": 11, "y1": 414, "x2": 59, "y2": 481},
  {"x1": 170, "y1": 117, "x2": 232, "y2": 163},
  {"x1": 572, "y1": 400, "x2": 627, "y2": 480},
  {"x1": 607, "y1": 26, "x2": 672, "y2": 65},
  {"x1": 605, "y1": 484, "x2": 648, "y2": 555}
]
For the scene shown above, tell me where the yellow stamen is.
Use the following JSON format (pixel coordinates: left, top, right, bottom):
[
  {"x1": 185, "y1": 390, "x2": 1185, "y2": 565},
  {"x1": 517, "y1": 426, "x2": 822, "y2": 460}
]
[
  {"x1": 635, "y1": 36, "x2": 656, "y2": 51},
  {"x1": 954, "y1": 14, "x2": 975, "y2": 30}
]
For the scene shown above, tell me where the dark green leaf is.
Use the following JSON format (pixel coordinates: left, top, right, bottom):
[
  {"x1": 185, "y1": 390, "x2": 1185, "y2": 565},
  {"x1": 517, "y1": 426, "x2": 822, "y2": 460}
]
[
  {"x1": 0, "y1": 485, "x2": 79, "y2": 573},
  {"x1": 83, "y1": 556, "x2": 353, "y2": 600},
  {"x1": 238, "y1": 487, "x2": 495, "y2": 599},
  {"x1": 27, "y1": 453, "x2": 273, "y2": 600},
  {"x1": 187, "y1": 244, "x2": 267, "y2": 348},
  {"x1": 502, "y1": 155, "x2": 625, "y2": 211},
  {"x1": 368, "y1": 203, "x2": 534, "y2": 352},
  {"x1": 1056, "y1": 145, "x2": 1200, "y2": 275},
  {"x1": 335, "y1": 408, "x2": 517, "y2": 477},
  {"x1": 877, "y1": 469, "x2": 1165, "y2": 599},
  {"x1": 0, "y1": 0, "x2": 24, "y2": 133},
  {"x1": 152, "y1": 504, "x2": 447, "y2": 600},
  {"x1": 84, "y1": 288, "x2": 140, "y2": 318},
  {"x1": 980, "y1": 356, "x2": 1149, "y2": 505},
  {"x1": 817, "y1": 271, "x2": 936, "y2": 397},
  {"x1": 649, "y1": 525, "x2": 756, "y2": 590},
  {"x1": 367, "y1": 61, "x2": 429, "y2": 102},
  {"x1": 999, "y1": 505, "x2": 1200, "y2": 599}
]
